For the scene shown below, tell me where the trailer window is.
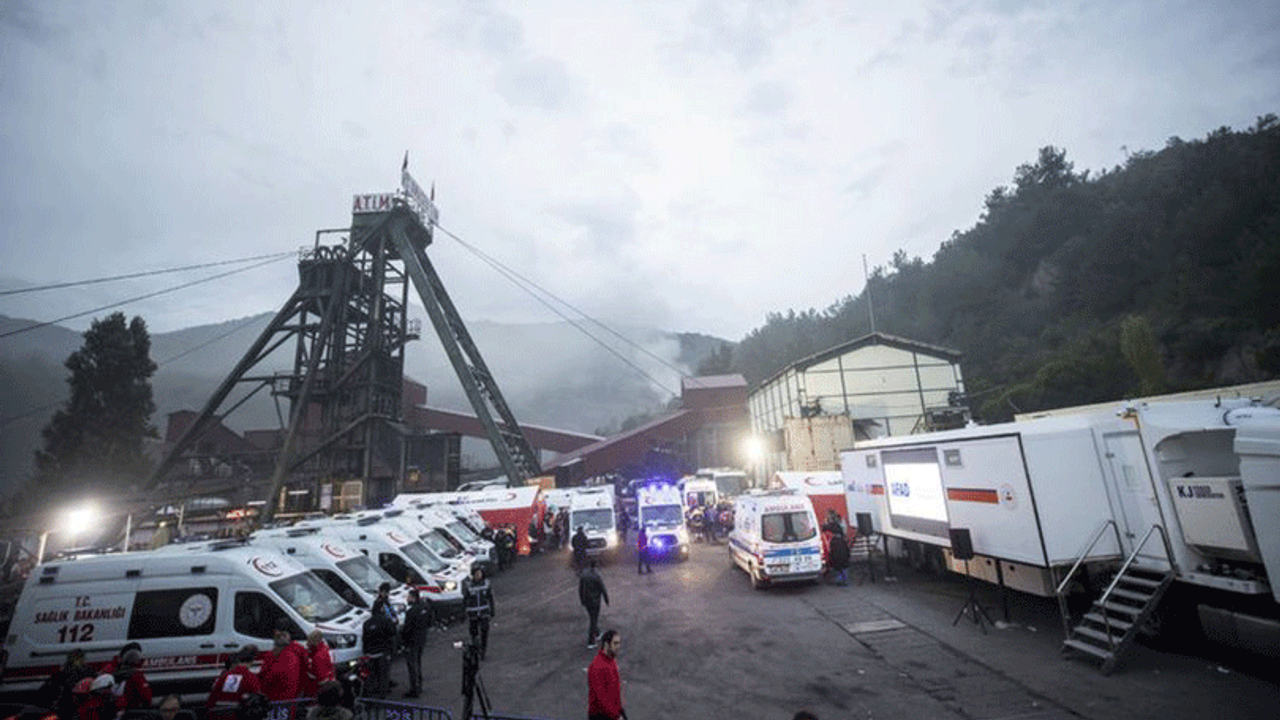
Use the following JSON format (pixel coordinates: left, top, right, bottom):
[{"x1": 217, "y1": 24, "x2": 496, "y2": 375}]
[
  {"x1": 128, "y1": 588, "x2": 218, "y2": 639},
  {"x1": 761, "y1": 512, "x2": 816, "y2": 543},
  {"x1": 234, "y1": 592, "x2": 298, "y2": 640}
]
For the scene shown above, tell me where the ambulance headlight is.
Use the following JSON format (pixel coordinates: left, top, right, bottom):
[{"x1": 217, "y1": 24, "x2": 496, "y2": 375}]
[
  {"x1": 325, "y1": 633, "x2": 358, "y2": 649},
  {"x1": 676, "y1": 527, "x2": 689, "y2": 544},
  {"x1": 443, "y1": 579, "x2": 457, "y2": 592},
  {"x1": 393, "y1": 602, "x2": 407, "y2": 616}
]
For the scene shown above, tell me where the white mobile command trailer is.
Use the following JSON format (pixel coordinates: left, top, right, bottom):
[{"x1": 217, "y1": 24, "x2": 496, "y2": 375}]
[
  {"x1": 0, "y1": 541, "x2": 366, "y2": 695},
  {"x1": 841, "y1": 398, "x2": 1280, "y2": 669},
  {"x1": 568, "y1": 487, "x2": 619, "y2": 559}
]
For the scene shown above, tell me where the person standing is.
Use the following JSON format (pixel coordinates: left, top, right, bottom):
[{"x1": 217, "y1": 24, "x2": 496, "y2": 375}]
[
  {"x1": 258, "y1": 623, "x2": 307, "y2": 701},
  {"x1": 577, "y1": 561, "x2": 610, "y2": 647},
  {"x1": 571, "y1": 526, "x2": 589, "y2": 569},
  {"x1": 461, "y1": 566, "x2": 495, "y2": 660},
  {"x1": 587, "y1": 630, "x2": 626, "y2": 720},
  {"x1": 400, "y1": 588, "x2": 431, "y2": 699},
  {"x1": 303, "y1": 631, "x2": 334, "y2": 699},
  {"x1": 636, "y1": 527, "x2": 651, "y2": 574},
  {"x1": 110, "y1": 648, "x2": 152, "y2": 712},
  {"x1": 616, "y1": 507, "x2": 628, "y2": 546},
  {"x1": 828, "y1": 527, "x2": 851, "y2": 586},
  {"x1": 361, "y1": 599, "x2": 397, "y2": 698},
  {"x1": 206, "y1": 646, "x2": 261, "y2": 717}
]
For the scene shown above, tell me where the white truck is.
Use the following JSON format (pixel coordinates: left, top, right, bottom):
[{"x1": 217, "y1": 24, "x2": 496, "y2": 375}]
[
  {"x1": 568, "y1": 487, "x2": 619, "y2": 559},
  {"x1": 637, "y1": 483, "x2": 689, "y2": 561},
  {"x1": 841, "y1": 397, "x2": 1280, "y2": 664}
]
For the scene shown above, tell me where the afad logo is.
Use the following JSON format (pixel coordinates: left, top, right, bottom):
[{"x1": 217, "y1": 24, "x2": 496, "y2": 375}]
[
  {"x1": 322, "y1": 543, "x2": 348, "y2": 559},
  {"x1": 251, "y1": 557, "x2": 285, "y2": 577}
]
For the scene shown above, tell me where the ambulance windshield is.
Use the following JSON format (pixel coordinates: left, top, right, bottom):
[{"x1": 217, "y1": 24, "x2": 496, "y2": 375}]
[
  {"x1": 269, "y1": 572, "x2": 350, "y2": 623},
  {"x1": 400, "y1": 541, "x2": 448, "y2": 573},
  {"x1": 571, "y1": 508, "x2": 614, "y2": 531},
  {"x1": 761, "y1": 511, "x2": 816, "y2": 543},
  {"x1": 641, "y1": 505, "x2": 682, "y2": 527},
  {"x1": 336, "y1": 555, "x2": 397, "y2": 594},
  {"x1": 447, "y1": 520, "x2": 481, "y2": 544},
  {"x1": 422, "y1": 529, "x2": 462, "y2": 558}
]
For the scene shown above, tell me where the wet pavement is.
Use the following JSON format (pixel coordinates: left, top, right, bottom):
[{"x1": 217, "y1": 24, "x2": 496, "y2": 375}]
[{"x1": 395, "y1": 538, "x2": 1280, "y2": 719}]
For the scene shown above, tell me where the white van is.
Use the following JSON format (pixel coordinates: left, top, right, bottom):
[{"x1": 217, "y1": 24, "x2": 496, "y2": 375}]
[
  {"x1": 637, "y1": 483, "x2": 690, "y2": 561},
  {"x1": 291, "y1": 514, "x2": 465, "y2": 616},
  {"x1": 569, "y1": 487, "x2": 618, "y2": 559},
  {"x1": 249, "y1": 527, "x2": 410, "y2": 616},
  {"x1": 728, "y1": 490, "x2": 823, "y2": 589},
  {"x1": 680, "y1": 477, "x2": 718, "y2": 508},
  {"x1": 0, "y1": 541, "x2": 366, "y2": 695},
  {"x1": 395, "y1": 507, "x2": 495, "y2": 573}
]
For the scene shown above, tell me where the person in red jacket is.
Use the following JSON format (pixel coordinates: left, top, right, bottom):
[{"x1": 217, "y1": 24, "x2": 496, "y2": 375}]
[
  {"x1": 206, "y1": 646, "x2": 262, "y2": 716},
  {"x1": 302, "y1": 630, "x2": 334, "y2": 698},
  {"x1": 257, "y1": 623, "x2": 307, "y2": 701},
  {"x1": 75, "y1": 676, "x2": 117, "y2": 720},
  {"x1": 110, "y1": 649, "x2": 152, "y2": 712},
  {"x1": 587, "y1": 630, "x2": 626, "y2": 720}
]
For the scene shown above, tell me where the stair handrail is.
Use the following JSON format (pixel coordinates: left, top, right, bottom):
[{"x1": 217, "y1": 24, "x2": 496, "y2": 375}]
[
  {"x1": 1055, "y1": 520, "x2": 1124, "y2": 638},
  {"x1": 1094, "y1": 523, "x2": 1173, "y2": 644}
]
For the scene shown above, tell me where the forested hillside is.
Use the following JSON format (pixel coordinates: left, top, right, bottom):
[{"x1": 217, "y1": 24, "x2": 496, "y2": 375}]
[{"x1": 728, "y1": 116, "x2": 1280, "y2": 421}]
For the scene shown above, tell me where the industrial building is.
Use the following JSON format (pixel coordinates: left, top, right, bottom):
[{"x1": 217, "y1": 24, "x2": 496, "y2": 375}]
[{"x1": 748, "y1": 332, "x2": 966, "y2": 475}]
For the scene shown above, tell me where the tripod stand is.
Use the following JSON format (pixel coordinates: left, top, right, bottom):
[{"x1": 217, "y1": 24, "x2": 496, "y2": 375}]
[
  {"x1": 952, "y1": 559, "x2": 994, "y2": 633},
  {"x1": 460, "y1": 642, "x2": 491, "y2": 720}
]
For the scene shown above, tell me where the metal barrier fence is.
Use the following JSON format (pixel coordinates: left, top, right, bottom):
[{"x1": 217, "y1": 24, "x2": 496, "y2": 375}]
[{"x1": 353, "y1": 698, "x2": 452, "y2": 720}]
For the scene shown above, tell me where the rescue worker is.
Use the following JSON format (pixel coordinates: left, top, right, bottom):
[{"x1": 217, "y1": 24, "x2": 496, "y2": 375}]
[
  {"x1": 586, "y1": 630, "x2": 626, "y2": 720},
  {"x1": 76, "y1": 676, "x2": 116, "y2": 720},
  {"x1": 258, "y1": 622, "x2": 306, "y2": 701},
  {"x1": 828, "y1": 525, "x2": 851, "y2": 586},
  {"x1": 616, "y1": 507, "x2": 629, "y2": 545},
  {"x1": 571, "y1": 526, "x2": 589, "y2": 569},
  {"x1": 206, "y1": 646, "x2": 262, "y2": 717},
  {"x1": 361, "y1": 598, "x2": 397, "y2": 698},
  {"x1": 578, "y1": 560, "x2": 610, "y2": 647},
  {"x1": 303, "y1": 630, "x2": 334, "y2": 698},
  {"x1": 111, "y1": 648, "x2": 152, "y2": 712},
  {"x1": 461, "y1": 566, "x2": 495, "y2": 660},
  {"x1": 400, "y1": 588, "x2": 431, "y2": 699}
]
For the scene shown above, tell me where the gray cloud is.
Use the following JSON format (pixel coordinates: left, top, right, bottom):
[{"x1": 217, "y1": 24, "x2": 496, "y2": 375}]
[
  {"x1": 844, "y1": 164, "x2": 889, "y2": 197},
  {"x1": 552, "y1": 193, "x2": 640, "y2": 253},
  {"x1": 739, "y1": 81, "x2": 790, "y2": 116},
  {"x1": 672, "y1": 0, "x2": 797, "y2": 71},
  {"x1": 494, "y1": 56, "x2": 581, "y2": 111}
]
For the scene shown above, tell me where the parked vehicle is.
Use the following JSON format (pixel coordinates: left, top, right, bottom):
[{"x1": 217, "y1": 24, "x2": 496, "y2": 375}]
[{"x1": 728, "y1": 490, "x2": 823, "y2": 589}]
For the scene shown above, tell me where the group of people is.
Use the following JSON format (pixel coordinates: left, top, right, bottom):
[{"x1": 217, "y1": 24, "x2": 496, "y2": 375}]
[
  {"x1": 685, "y1": 501, "x2": 733, "y2": 542},
  {"x1": 36, "y1": 645, "x2": 152, "y2": 720}
]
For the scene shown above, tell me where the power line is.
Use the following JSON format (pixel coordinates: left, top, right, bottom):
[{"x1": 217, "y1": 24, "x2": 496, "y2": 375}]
[
  {"x1": 434, "y1": 223, "x2": 707, "y2": 394},
  {"x1": 0, "y1": 255, "x2": 290, "y2": 341},
  {"x1": 434, "y1": 223, "x2": 678, "y2": 396},
  {"x1": 0, "y1": 251, "x2": 295, "y2": 297},
  {"x1": 0, "y1": 314, "x2": 267, "y2": 430}
]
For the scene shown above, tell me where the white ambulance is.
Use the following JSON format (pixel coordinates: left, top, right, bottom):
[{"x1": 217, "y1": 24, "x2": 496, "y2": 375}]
[
  {"x1": 637, "y1": 483, "x2": 690, "y2": 561},
  {"x1": 728, "y1": 490, "x2": 823, "y2": 589},
  {"x1": 291, "y1": 514, "x2": 465, "y2": 616},
  {"x1": 569, "y1": 487, "x2": 619, "y2": 559},
  {"x1": 249, "y1": 527, "x2": 411, "y2": 616},
  {"x1": 0, "y1": 541, "x2": 366, "y2": 695},
  {"x1": 394, "y1": 506, "x2": 495, "y2": 573}
]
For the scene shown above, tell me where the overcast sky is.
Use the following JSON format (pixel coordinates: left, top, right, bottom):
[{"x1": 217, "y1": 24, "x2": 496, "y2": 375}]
[{"x1": 2, "y1": 0, "x2": 1278, "y2": 342}]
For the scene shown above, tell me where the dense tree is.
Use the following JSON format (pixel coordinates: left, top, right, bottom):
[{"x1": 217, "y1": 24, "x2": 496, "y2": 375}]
[
  {"x1": 28, "y1": 312, "x2": 158, "y2": 506},
  {"x1": 726, "y1": 118, "x2": 1280, "y2": 421}
]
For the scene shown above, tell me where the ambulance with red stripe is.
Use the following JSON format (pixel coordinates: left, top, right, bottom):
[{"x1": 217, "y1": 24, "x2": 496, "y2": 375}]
[
  {"x1": 249, "y1": 527, "x2": 411, "y2": 618},
  {"x1": 0, "y1": 540, "x2": 366, "y2": 696},
  {"x1": 728, "y1": 489, "x2": 824, "y2": 589}
]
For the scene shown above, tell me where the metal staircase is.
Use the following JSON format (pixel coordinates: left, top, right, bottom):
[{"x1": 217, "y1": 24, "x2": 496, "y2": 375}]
[{"x1": 1057, "y1": 522, "x2": 1176, "y2": 674}]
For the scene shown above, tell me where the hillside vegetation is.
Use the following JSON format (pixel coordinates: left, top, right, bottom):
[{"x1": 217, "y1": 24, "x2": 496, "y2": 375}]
[{"x1": 727, "y1": 116, "x2": 1280, "y2": 420}]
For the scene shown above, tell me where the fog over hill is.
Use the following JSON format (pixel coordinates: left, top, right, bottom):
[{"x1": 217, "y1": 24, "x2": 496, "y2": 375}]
[{"x1": 0, "y1": 313, "x2": 727, "y2": 495}]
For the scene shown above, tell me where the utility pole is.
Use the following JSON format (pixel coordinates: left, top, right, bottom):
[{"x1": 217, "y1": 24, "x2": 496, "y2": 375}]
[{"x1": 863, "y1": 253, "x2": 877, "y2": 334}]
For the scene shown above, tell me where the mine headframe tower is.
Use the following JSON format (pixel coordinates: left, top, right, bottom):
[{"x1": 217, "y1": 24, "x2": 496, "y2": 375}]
[{"x1": 150, "y1": 166, "x2": 541, "y2": 521}]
